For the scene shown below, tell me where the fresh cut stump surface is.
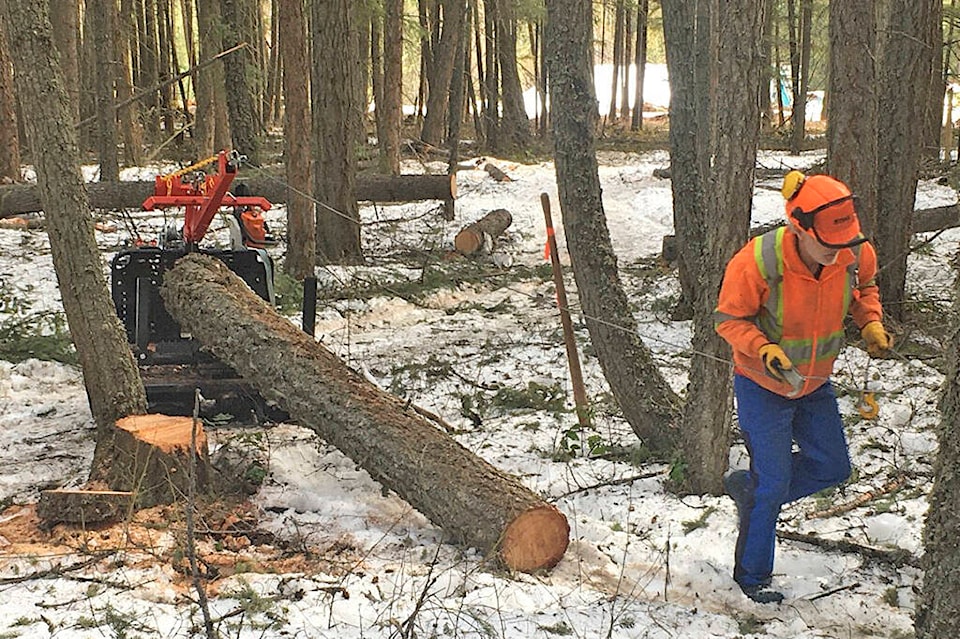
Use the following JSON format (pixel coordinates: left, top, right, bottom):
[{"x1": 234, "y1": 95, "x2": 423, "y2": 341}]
[{"x1": 160, "y1": 254, "x2": 569, "y2": 572}]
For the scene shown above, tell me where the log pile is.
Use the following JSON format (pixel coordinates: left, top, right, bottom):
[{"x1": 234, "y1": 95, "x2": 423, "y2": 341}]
[{"x1": 160, "y1": 254, "x2": 569, "y2": 572}]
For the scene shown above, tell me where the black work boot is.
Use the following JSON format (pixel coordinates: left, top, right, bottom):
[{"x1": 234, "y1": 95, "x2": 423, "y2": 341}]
[{"x1": 740, "y1": 583, "x2": 785, "y2": 604}]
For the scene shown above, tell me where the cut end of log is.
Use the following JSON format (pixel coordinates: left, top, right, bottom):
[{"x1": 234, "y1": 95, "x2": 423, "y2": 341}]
[
  {"x1": 499, "y1": 505, "x2": 570, "y2": 572},
  {"x1": 454, "y1": 230, "x2": 482, "y2": 254},
  {"x1": 115, "y1": 413, "x2": 207, "y2": 455}
]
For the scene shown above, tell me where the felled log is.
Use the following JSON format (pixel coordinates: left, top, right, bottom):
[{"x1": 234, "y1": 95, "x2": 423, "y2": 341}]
[
  {"x1": 160, "y1": 254, "x2": 569, "y2": 573},
  {"x1": 483, "y1": 163, "x2": 512, "y2": 182},
  {"x1": 454, "y1": 209, "x2": 512, "y2": 255},
  {"x1": 0, "y1": 173, "x2": 457, "y2": 218},
  {"x1": 96, "y1": 414, "x2": 211, "y2": 508},
  {"x1": 37, "y1": 489, "x2": 134, "y2": 525}
]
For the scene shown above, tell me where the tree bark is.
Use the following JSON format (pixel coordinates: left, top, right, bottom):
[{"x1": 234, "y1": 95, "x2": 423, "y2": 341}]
[
  {"x1": 546, "y1": 0, "x2": 680, "y2": 455},
  {"x1": 0, "y1": 0, "x2": 147, "y2": 436},
  {"x1": 221, "y1": 0, "x2": 264, "y2": 164},
  {"x1": 827, "y1": 0, "x2": 878, "y2": 237},
  {"x1": 381, "y1": 0, "x2": 404, "y2": 175},
  {"x1": 0, "y1": 173, "x2": 457, "y2": 217},
  {"x1": 876, "y1": 0, "x2": 939, "y2": 322},
  {"x1": 679, "y1": 0, "x2": 764, "y2": 495},
  {"x1": 90, "y1": 0, "x2": 120, "y2": 181},
  {"x1": 279, "y1": 0, "x2": 314, "y2": 280},
  {"x1": 49, "y1": 0, "x2": 80, "y2": 127},
  {"x1": 195, "y1": 0, "x2": 232, "y2": 155},
  {"x1": 161, "y1": 253, "x2": 570, "y2": 573},
  {"x1": 421, "y1": 0, "x2": 466, "y2": 147},
  {"x1": 37, "y1": 489, "x2": 135, "y2": 525},
  {"x1": 0, "y1": 12, "x2": 21, "y2": 181},
  {"x1": 454, "y1": 208, "x2": 511, "y2": 254},
  {"x1": 916, "y1": 271, "x2": 960, "y2": 638},
  {"x1": 312, "y1": 0, "x2": 362, "y2": 264}
]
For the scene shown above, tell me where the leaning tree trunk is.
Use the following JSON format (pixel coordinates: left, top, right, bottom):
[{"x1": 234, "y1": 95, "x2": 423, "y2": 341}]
[
  {"x1": 1, "y1": 0, "x2": 147, "y2": 438},
  {"x1": 546, "y1": 0, "x2": 680, "y2": 455},
  {"x1": 160, "y1": 253, "x2": 570, "y2": 573}
]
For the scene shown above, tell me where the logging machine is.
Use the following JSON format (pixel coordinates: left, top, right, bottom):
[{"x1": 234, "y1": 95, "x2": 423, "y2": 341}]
[{"x1": 110, "y1": 150, "x2": 283, "y2": 420}]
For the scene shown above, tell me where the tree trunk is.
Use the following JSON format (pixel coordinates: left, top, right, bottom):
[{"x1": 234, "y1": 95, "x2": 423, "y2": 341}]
[
  {"x1": 381, "y1": 0, "x2": 403, "y2": 175},
  {"x1": 195, "y1": 0, "x2": 232, "y2": 156},
  {"x1": 49, "y1": 0, "x2": 80, "y2": 127},
  {"x1": 917, "y1": 273, "x2": 960, "y2": 637},
  {"x1": 90, "y1": 0, "x2": 120, "y2": 181},
  {"x1": 0, "y1": 173, "x2": 458, "y2": 217},
  {"x1": 117, "y1": 0, "x2": 144, "y2": 167},
  {"x1": 789, "y1": 0, "x2": 811, "y2": 154},
  {"x1": 140, "y1": 0, "x2": 161, "y2": 139},
  {"x1": 495, "y1": 0, "x2": 529, "y2": 150},
  {"x1": 827, "y1": 0, "x2": 878, "y2": 237},
  {"x1": 0, "y1": 13, "x2": 21, "y2": 181},
  {"x1": 662, "y1": 0, "x2": 711, "y2": 317},
  {"x1": 679, "y1": 0, "x2": 764, "y2": 496},
  {"x1": 876, "y1": 0, "x2": 939, "y2": 322},
  {"x1": 161, "y1": 253, "x2": 570, "y2": 573},
  {"x1": 608, "y1": 1, "x2": 624, "y2": 124},
  {"x1": 221, "y1": 0, "x2": 264, "y2": 164},
  {"x1": 546, "y1": 0, "x2": 680, "y2": 455},
  {"x1": 0, "y1": 0, "x2": 147, "y2": 437},
  {"x1": 312, "y1": 0, "x2": 362, "y2": 264},
  {"x1": 421, "y1": 0, "x2": 466, "y2": 147},
  {"x1": 279, "y1": 0, "x2": 314, "y2": 280},
  {"x1": 454, "y1": 208, "x2": 512, "y2": 254},
  {"x1": 630, "y1": 0, "x2": 649, "y2": 131}
]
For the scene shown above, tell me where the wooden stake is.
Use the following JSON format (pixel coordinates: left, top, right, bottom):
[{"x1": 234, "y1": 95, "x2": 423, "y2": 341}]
[{"x1": 540, "y1": 193, "x2": 591, "y2": 428}]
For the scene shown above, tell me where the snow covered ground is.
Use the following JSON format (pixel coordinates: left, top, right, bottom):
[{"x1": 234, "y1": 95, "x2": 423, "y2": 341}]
[{"x1": 0, "y1": 149, "x2": 955, "y2": 638}]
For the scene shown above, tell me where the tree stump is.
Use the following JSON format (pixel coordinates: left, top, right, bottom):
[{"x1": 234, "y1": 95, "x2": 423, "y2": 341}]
[
  {"x1": 37, "y1": 489, "x2": 134, "y2": 525},
  {"x1": 160, "y1": 254, "x2": 570, "y2": 572},
  {"x1": 97, "y1": 414, "x2": 211, "y2": 508},
  {"x1": 454, "y1": 209, "x2": 513, "y2": 255}
]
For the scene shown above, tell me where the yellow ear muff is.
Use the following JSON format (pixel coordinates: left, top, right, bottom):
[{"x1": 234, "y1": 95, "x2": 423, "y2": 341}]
[{"x1": 782, "y1": 170, "x2": 806, "y2": 200}]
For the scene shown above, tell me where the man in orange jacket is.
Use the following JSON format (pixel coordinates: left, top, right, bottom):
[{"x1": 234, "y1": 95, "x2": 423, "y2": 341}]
[{"x1": 714, "y1": 171, "x2": 893, "y2": 603}]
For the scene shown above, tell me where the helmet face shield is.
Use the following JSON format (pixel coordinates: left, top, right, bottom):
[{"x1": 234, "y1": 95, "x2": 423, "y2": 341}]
[{"x1": 784, "y1": 174, "x2": 864, "y2": 248}]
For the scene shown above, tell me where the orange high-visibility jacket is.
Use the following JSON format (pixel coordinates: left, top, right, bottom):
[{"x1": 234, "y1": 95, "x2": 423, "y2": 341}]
[{"x1": 715, "y1": 226, "x2": 883, "y2": 398}]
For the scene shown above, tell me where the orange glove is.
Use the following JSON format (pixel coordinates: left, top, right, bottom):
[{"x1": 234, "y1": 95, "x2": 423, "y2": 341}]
[
  {"x1": 861, "y1": 321, "x2": 893, "y2": 357},
  {"x1": 758, "y1": 343, "x2": 794, "y2": 382}
]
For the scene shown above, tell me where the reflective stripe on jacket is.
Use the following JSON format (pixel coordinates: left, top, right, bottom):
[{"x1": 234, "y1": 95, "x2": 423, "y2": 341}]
[{"x1": 714, "y1": 226, "x2": 883, "y2": 398}]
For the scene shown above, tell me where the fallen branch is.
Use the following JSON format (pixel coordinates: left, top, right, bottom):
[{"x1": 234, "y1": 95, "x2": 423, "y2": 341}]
[
  {"x1": 805, "y1": 474, "x2": 909, "y2": 519},
  {"x1": 776, "y1": 529, "x2": 919, "y2": 567}
]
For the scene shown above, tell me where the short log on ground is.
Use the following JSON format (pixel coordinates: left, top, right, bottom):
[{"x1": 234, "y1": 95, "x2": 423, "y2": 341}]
[
  {"x1": 37, "y1": 489, "x2": 134, "y2": 525},
  {"x1": 160, "y1": 254, "x2": 569, "y2": 572},
  {"x1": 454, "y1": 209, "x2": 513, "y2": 255},
  {"x1": 0, "y1": 173, "x2": 457, "y2": 218},
  {"x1": 97, "y1": 414, "x2": 211, "y2": 508},
  {"x1": 483, "y1": 163, "x2": 512, "y2": 182}
]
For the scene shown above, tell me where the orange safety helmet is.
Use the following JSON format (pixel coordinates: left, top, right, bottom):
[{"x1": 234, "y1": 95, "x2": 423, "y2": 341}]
[{"x1": 782, "y1": 171, "x2": 866, "y2": 249}]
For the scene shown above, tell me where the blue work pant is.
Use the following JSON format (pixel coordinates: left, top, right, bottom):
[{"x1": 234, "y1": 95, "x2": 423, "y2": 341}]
[{"x1": 732, "y1": 374, "x2": 851, "y2": 588}]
